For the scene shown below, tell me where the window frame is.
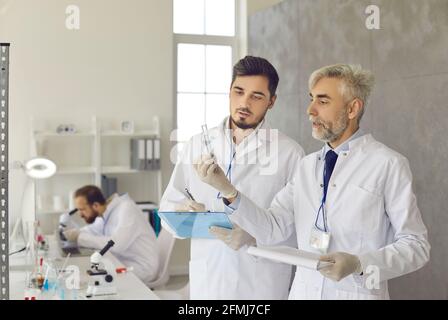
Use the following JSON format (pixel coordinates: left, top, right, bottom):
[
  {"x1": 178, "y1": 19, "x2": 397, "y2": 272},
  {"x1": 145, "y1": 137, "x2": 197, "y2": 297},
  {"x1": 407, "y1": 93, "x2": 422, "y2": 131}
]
[{"x1": 173, "y1": 0, "x2": 246, "y2": 144}]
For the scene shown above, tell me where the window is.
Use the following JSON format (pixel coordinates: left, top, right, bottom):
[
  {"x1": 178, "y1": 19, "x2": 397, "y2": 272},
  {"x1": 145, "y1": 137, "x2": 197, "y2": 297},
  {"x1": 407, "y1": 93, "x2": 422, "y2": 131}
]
[
  {"x1": 174, "y1": 0, "x2": 236, "y2": 36},
  {"x1": 174, "y1": 0, "x2": 239, "y2": 143}
]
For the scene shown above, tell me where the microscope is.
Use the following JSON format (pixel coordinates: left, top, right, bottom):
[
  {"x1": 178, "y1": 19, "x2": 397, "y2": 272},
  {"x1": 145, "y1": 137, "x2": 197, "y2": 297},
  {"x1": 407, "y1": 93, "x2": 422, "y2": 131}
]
[
  {"x1": 85, "y1": 240, "x2": 117, "y2": 298},
  {"x1": 58, "y1": 208, "x2": 79, "y2": 245},
  {"x1": 59, "y1": 209, "x2": 79, "y2": 236}
]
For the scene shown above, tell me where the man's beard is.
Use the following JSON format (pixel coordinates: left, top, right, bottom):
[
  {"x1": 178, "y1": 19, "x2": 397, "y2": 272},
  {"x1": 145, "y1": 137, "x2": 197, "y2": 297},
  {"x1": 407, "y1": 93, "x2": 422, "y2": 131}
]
[
  {"x1": 230, "y1": 108, "x2": 267, "y2": 130},
  {"x1": 311, "y1": 106, "x2": 349, "y2": 143},
  {"x1": 85, "y1": 211, "x2": 99, "y2": 224}
]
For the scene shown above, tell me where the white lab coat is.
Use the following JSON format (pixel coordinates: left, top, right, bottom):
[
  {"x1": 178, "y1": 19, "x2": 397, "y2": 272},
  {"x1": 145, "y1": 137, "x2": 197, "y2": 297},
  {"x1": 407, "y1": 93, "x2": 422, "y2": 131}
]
[
  {"x1": 231, "y1": 134, "x2": 430, "y2": 300},
  {"x1": 78, "y1": 194, "x2": 159, "y2": 286},
  {"x1": 159, "y1": 117, "x2": 305, "y2": 299}
]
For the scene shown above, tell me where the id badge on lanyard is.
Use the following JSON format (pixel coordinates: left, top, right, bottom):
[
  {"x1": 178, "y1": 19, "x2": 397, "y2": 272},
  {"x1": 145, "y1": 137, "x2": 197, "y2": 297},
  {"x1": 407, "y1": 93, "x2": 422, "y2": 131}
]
[
  {"x1": 309, "y1": 153, "x2": 332, "y2": 253},
  {"x1": 309, "y1": 226, "x2": 331, "y2": 254}
]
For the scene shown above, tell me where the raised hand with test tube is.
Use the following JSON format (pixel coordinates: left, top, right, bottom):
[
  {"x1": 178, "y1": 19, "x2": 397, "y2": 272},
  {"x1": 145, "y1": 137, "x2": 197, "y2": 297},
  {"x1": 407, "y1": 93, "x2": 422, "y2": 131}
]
[
  {"x1": 193, "y1": 155, "x2": 255, "y2": 250},
  {"x1": 194, "y1": 154, "x2": 238, "y2": 200}
]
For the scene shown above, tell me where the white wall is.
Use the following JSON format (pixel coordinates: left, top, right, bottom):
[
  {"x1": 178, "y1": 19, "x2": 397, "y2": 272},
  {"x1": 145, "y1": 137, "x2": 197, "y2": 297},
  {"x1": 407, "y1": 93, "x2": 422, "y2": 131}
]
[
  {"x1": 1, "y1": 0, "x2": 190, "y2": 275},
  {"x1": 0, "y1": 3, "x2": 4, "y2": 32}
]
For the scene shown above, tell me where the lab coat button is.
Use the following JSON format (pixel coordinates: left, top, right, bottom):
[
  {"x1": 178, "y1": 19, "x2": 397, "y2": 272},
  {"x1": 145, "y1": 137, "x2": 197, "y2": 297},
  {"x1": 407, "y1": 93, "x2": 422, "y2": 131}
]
[
  {"x1": 332, "y1": 184, "x2": 336, "y2": 187},
  {"x1": 320, "y1": 184, "x2": 324, "y2": 188}
]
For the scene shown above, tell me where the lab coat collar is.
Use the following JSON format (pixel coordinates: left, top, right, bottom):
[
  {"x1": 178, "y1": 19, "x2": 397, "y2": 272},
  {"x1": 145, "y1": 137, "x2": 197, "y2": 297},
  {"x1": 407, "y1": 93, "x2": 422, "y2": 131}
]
[
  {"x1": 315, "y1": 132, "x2": 373, "y2": 181},
  {"x1": 101, "y1": 193, "x2": 126, "y2": 223},
  {"x1": 348, "y1": 133, "x2": 374, "y2": 153},
  {"x1": 225, "y1": 117, "x2": 274, "y2": 161},
  {"x1": 318, "y1": 131, "x2": 373, "y2": 162},
  {"x1": 323, "y1": 128, "x2": 366, "y2": 156},
  {"x1": 321, "y1": 128, "x2": 366, "y2": 158},
  {"x1": 207, "y1": 117, "x2": 274, "y2": 164}
]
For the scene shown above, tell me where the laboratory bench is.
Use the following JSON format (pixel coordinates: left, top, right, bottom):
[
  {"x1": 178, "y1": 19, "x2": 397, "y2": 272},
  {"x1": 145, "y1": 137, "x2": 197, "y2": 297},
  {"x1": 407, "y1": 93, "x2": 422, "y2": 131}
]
[{"x1": 8, "y1": 235, "x2": 160, "y2": 300}]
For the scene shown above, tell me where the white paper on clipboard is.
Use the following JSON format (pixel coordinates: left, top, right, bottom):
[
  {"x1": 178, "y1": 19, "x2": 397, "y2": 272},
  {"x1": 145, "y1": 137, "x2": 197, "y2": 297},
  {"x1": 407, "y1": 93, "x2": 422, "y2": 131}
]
[{"x1": 247, "y1": 246, "x2": 334, "y2": 270}]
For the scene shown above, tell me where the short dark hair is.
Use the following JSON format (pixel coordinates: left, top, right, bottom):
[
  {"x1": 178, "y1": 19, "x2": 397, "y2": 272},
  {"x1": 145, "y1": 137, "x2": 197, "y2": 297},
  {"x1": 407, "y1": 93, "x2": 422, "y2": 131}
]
[
  {"x1": 231, "y1": 56, "x2": 280, "y2": 98},
  {"x1": 74, "y1": 185, "x2": 106, "y2": 206}
]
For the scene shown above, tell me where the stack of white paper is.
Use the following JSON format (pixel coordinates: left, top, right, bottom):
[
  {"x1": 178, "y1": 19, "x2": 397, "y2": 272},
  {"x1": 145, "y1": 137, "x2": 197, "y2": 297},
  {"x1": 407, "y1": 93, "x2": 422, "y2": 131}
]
[{"x1": 247, "y1": 246, "x2": 333, "y2": 270}]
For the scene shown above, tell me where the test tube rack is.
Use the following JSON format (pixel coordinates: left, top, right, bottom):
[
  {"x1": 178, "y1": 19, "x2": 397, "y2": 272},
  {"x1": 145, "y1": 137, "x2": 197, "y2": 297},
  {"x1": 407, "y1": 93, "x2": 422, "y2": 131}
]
[{"x1": 0, "y1": 43, "x2": 10, "y2": 300}]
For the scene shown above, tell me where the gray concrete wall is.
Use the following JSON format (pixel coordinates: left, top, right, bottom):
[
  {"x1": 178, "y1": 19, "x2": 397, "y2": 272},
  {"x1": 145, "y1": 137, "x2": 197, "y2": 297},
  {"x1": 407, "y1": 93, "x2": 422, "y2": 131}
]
[
  {"x1": 247, "y1": 0, "x2": 283, "y2": 15},
  {"x1": 248, "y1": 0, "x2": 448, "y2": 299}
]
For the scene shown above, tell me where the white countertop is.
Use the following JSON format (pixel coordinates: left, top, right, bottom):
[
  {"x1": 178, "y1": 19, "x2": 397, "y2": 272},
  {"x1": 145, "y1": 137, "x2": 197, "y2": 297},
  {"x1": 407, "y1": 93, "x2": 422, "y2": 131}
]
[{"x1": 9, "y1": 235, "x2": 160, "y2": 300}]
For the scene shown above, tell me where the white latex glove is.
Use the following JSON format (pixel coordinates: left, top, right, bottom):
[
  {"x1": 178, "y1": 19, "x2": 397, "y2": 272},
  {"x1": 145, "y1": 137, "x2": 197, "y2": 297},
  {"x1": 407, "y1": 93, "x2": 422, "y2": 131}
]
[
  {"x1": 175, "y1": 199, "x2": 206, "y2": 212},
  {"x1": 194, "y1": 155, "x2": 238, "y2": 199},
  {"x1": 318, "y1": 252, "x2": 362, "y2": 282},
  {"x1": 209, "y1": 224, "x2": 256, "y2": 251},
  {"x1": 62, "y1": 228, "x2": 80, "y2": 242}
]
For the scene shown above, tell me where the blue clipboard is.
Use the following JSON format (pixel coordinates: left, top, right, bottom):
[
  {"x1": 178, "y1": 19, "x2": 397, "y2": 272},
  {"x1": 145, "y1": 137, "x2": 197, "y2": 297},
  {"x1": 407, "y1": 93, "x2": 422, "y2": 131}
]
[{"x1": 158, "y1": 211, "x2": 233, "y2": 239}]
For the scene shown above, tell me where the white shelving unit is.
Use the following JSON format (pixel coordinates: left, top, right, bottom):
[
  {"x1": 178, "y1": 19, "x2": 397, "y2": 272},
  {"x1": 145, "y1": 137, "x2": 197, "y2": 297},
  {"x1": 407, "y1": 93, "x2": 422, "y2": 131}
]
[
  {"x1": 101, "y1": 130, "x2": 158, "y2": 137},
  {"x1": 30, "y1": 116, "x2": 162, "y2": 216},
  {"x1": 35, "y1": 132, "x2": 96, "y2": 138}
]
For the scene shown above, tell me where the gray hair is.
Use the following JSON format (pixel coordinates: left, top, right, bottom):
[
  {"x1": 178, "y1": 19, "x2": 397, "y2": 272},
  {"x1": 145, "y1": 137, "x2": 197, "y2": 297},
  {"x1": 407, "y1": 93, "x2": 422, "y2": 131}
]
[{"x1": 308, "y1": 64, "x2": 375, "y2": 122}]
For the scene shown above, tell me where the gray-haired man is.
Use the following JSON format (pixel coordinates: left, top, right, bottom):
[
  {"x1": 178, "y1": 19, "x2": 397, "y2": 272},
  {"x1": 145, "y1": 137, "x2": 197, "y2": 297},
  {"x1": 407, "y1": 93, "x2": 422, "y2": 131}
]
[{"x1": 195, "y1": 64, "x2": 430, "y2": 299}]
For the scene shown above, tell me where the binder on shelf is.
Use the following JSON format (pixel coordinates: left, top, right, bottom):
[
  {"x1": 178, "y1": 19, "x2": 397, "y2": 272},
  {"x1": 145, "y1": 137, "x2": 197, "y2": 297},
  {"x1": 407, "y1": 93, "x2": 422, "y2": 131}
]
[
  {"x1": 101, "y1": 175, "x2": 117, "y2": 199},
  {"x1": 130, "y1": 138, "x2": 146, "y2": 170},
  {"x1": 153, "y1": 138, "x2": 160, "y2": 170},
  {"x1": 145, "y1": 138, "x2": 153, "y2": 170}
]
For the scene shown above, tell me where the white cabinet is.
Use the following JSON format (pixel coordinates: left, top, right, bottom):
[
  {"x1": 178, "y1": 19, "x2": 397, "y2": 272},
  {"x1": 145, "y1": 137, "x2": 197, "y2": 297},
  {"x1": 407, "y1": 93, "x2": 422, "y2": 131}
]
[{"x1": 30, "y1": 116, "x2": 162, "y2": 216}]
